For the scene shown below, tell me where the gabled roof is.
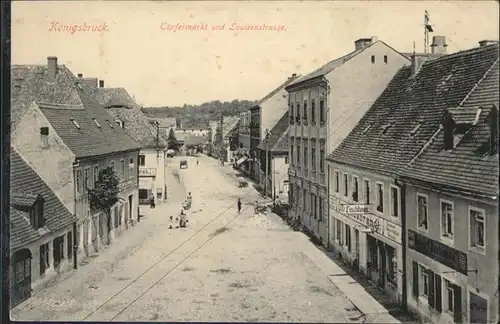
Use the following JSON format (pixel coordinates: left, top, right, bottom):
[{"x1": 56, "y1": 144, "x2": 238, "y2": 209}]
[
  {"x1": 400, "y1": 59, "x2": 499, "y2": 197},
  {"x1": 327, "y1": 43, "x2": 499, "y2": 183},
  {"x1": 221, "y1": 116, "x2": 240, "y2": 138},
  {"x1": 10, "y1": 148, "x2": 77, "y2": 251},
  {"x1": 11, "y1": 64, "x2": 141, "y2": 158},
  {"x1": 10, "y1": 206, "x2": 41, "y2": 251},
  {"x1": 92, "y1": 88, "x2": 168, "y2": 149},
  {"x1": 257, "y1": 111, "x2": 290, "y2": 152},
  {"x1": 257, "y1": 75, "x2": 301, "y2": 106}
]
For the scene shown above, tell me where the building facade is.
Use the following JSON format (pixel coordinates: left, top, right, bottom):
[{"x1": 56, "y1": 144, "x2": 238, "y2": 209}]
[
  {"x1": 11, "y1": 57, "x2": 142, "y2": 266},
  {"x1": 326, "y1": 40, "x2": 498, "y2": 315},
  {"x1": 288, "y1": 37, "x2": 411, "y2": 244}
]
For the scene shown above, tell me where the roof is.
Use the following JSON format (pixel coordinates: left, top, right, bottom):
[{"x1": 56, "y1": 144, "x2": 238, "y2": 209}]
[
  {"x1": 327, "y1": 43, "x2": 499, "y2": 186},
  {"x1": 11, "y1": 64, "x2": 141, "y2": 158},
  {"x1": 257, "y1": 111, "x2": 290, "y2": 153},
  {"x1": 10, "y1": 148, "x2": 77, "y2": 251},
  {"x1": 221, "y1": 116, "x2": 240, "y2": 138},
  {"x1": 147, "y1": 117, "x2": 177, "y2": 129},
  {"x1": 258, "y1": 75, "x2": 301, "y2": 106},
  {"x1": 400, "y1": 59, "x2": 499, "y2": 197},
  {"x1": 11, "y1": 192, "x2": 42, "y2": 208},
  {"x1": 175, "y1": 132, "x2": 208, "y2": 146},
  {"x1": 92, "y1": 88, "x2": 168, "y2": 149}
]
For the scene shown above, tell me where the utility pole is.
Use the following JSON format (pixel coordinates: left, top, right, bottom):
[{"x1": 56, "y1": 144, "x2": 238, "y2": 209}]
[
  {"x1": 156, "y1": 121, "x2": 160, "y2": 159},
  {"x1": 264, "y1": 131, "x2": 270, "y2": 198},
  {"x1": 219, "y1": 113, "x2": 224, "y2": 166}
]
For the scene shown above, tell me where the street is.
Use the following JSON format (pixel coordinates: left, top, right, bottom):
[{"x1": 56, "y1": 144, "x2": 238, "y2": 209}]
[{"x1": 11, "y1": 154, "x2": 367, "y2": 323}]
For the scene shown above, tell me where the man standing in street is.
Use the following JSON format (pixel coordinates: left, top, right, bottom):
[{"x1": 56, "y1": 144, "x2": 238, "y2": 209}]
[{"x1": 237, "y1": 198, "x2": 242, "y2": 214}]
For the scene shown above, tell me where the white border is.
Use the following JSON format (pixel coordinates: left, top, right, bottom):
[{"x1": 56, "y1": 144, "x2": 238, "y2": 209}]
[
  {"x1": 468, "y1": 206, "x2": 486, "y2": 256},
  {"x1": 416, "y1": 192, "x2": 429, "y2": 233}
]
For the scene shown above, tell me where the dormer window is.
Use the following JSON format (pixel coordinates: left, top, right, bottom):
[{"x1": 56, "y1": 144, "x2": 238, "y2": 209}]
[
  {"x1": 442, "y1": 111, "x2": 456, "y2": 151},
  {"x1": 92, "y1": 118, "x2": 101, "y2": 128},
  {"x1": 410, "y1": 121, "x2": 424, "y2": 136},
  {"x1": 70, "y1": 118, "x2": 81, "y2": 129},
  {"x1": 29, "y1": 198, "x2": 45, "y2": 230},
  {"x1": 362, "y1": 123, "x2": 373, "y2": 135},
  {"x1": 116, "y1": 120, "x2": 124, "y2": 128}
]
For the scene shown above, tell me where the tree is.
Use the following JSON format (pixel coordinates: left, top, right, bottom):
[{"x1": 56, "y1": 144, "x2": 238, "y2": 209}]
[
  {"x1": 167, "y1": 128, "x2": 177, "y2": 142},
  {"x1": 88, "y1": 166, "x2": 119, "y2": 245}
]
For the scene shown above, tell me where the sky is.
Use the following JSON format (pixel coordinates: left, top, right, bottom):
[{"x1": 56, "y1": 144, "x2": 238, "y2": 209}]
[{"x1": 12, "y1": 1, "x2": 499, "y2": 107}]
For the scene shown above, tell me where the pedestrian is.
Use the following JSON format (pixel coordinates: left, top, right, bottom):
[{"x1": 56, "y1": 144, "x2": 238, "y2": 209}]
[
  {"x1": 196, "y1": 159, "x2": 199, "y2": 165},
  {"x1": 237, "y1": 198, "x2": 242, "y2": 214},
  {"x1": 150, "y1": 193, "x2": 155, "y2": 209}
]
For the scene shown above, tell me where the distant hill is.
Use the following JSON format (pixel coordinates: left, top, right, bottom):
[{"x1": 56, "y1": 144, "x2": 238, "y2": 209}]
[{"x1": 142, "y1": 100, "x2": 257, "y2": 128}]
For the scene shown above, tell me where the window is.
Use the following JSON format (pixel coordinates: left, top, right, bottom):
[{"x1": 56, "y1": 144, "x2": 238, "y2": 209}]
[
  {"x1": 318, "y1": 197, "x2": 323, "y2": 221},
  {"x1": 376, "y1": 183, "x2": 384, "y2": 213},
  {"x1": 290, "y1": 103, "x2": 294, "y2": 124},
  {"x1": 40, "y1": 243, "x2": 50, "y2": 275},
  {"x1": 440, "y1": 200, "x2": 454, "y2": 239},
  {"x1": 311, "y1": 147, "x2": 316, "y2": 171},
  {"x1": 76, "y1": 170, "x2": 82, "y2": 193},
  {"x1": 343, "y1": 173, "x2": 349, "y2": 197},
  {"x1": 303, "y1": 101, "x2": 308, "y2": 123},
  {"x1": 390, "y1": 186, "x2": 400, "y2": 217},
  {"x1": 417, "y1": 194, "x2": 428, "y2": 230},
  {"x1": 84, "y1": 168, "x2": 90, "y2": 190},
  {"x1": 29, "y1": 201, "x2": 44, "y2": 229},
  {"x1": 296, "y1": 143, "x2": 301, "y2": 164},
  {"x1": 311, "y1": 194, "x2": 316, "y2": 219},
  {"x1": 284, "y1": 155, "x2": 289, "y2": 164},
  {"x1": 469, "y1": 292, "x2": 488, "y2": 323},
  {"x1": 352, "y1": 176, "x2": 359, "y2": 202},
  {"x1": 121, "y1": 160, "x2": 125, "y2": 178},
  {"x1": 303, "y1": 140, "x2": 308, "y2": 168},
  {"x1": 336, "y1": 219, "x2": 343, "y2": 242},
  {"x1": 110, "y1": 161, "x2": 115, "y2": 172},
  {"x1": 384, "y1": 55, "x2": 388, "y2": 63},
  {"x1": 93, "y1": 166, "x2": 99, "y2": 185},
  {"x1": 157, "y1": 188, "x2": 163, "y2": 199},
  {"x1": 444, "y1": 279, "x2": 454, "y2": 314},
  {"x1": 296, "y1": 102, "x2": 301, "y2": 122},
  {"x1": 469, "y1": 207, "x2": 485, "y2": 250},
  {"x1": 67, "y1": 231, "x2": 73, "y2": 259},
  {"x1": 311, "y1": 99, "x2": 316, "y2": 124},
  {"x1": 364, "y1": 179, "x2": 371, "y2": 204},
  {"x1": 15, "y1": 259, "x2": 30, "y2": 283},
  {"x1": 319, "y1": 147, "x2": 325, "y2": 173},
  {"x1": 129, "y1": 158, "x2": 135, "y2": 178},
  {"x1": 421, "y1": 266, "x2": 429, "y2": 297},
  {"x1": 387, "y1": 246, "x2": 397, "y2": 283},
  {"x1": 319, "y1": 100, "x2": 325, "y2": 124},
  {"x1": 362, "y1": 123, "x2": 372, "y2": 135},
  {"x1": 371, "y1": 55, "x2": 375, "y2": 63},
  {"x1": 368, "y1": 236, "x2": 378, "y2": 268},
  {"x1": 345, "y1": 224, "x2": 351, "y2": 251},
  {"x1": 303, "y1": 189, "x2": 307, "y2": 210},
  {"x1": 138, "y1": 155, "x2": 146, "y2": 166},
  {"x1": 53, "y1": 236, "x2": 65, "y2": 266},
  {"x1": 334, "y1": 171, "x2": 340, "y2": 193}
]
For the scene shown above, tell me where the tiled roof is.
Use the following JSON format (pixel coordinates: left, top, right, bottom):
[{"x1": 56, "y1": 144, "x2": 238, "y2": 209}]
[
  {"x1": 400, "y1": 59, "x2": 499, "y2": 197},
  {"x1": 92, "y1": 88, "x2": 168, "y2": 149},
  {"x1": 328, "y1": 43, "x2": 499, "y2": 182},
  {"x1": 147, "y1": 117, "x2": 177, "y2": 129},
  {"x1": 10, "y1": 206, "x2": 41, "y2": 251},
  {"x1": 257, "y1": 111, "x2": 290, "y2": 152},
  {"x1": 11, "y1": 64, "x2": 141, "y2": 158},
  {"x1": 176, "y1": 133, "x2": 208, "y2": 146},
  {"x1": 258, "y1": 75, "x2": 301, "y2": 106},
  {"x1": 221, "y1": 116, "x2": 240, "y2": 138},
  {"x1": 11, "y1": 192, "x2": 42, "y2": 208},
  {"x1": 10, "y1": 148, "x2": 77, "y2": 250}
]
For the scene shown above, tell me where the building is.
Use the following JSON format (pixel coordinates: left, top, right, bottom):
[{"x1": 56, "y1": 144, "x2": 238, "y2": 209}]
[
  {"x1": 10, "y1": 148, "x2": 78, "y2": 308},
  {"x1": 213, "y1": 115, "x2": 240, "y2": 163},
  {"x1": 177, "y1": 128, "x2": 210, "y2": 137},
  {"x1": 326, "y1": 41, "x2": 499, "y2": 317},
  {"x1": 399, "y1": 51, "x2": 499, "y2": 322},
  {"x1": 236, "y1": 110, "x2": 252, "y2": 175},
  {"x1": 91, "y1": 83, "x2": 169, "y2": 205},
  {"x1": 287, "y1": 36, "x2": 411, "y2": 244},
  {"x1": 147, "y1": 117, "x2": 177, "y2": 138},
  {"x1": 207, "y1": 120, "x2": 219, "y2": 157},
  {"x1": 256, "y1": 111, "x2": 290, "y2": 202},
  {"x1": 11, "y1": 57, "x2": 141, "y2": 264}
]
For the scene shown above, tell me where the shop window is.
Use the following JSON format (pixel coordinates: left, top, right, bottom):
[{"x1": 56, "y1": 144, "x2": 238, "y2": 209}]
[
  {"x1": 440, "y1": 200, "x2": 454, "y2": 239},
  {"x1": 386, "y1": 246, "x2": 397, "y2": 284},
  {"x1": 469, "y1": 207, "x2": 485, "y2": 250},
  {"x1": 15, "y1": 258, "x2": 30, "y2": 283},
  {"x1": 352, "y1": 176, "x2": 359, "y2": 202},
  {"x1": 364, "y1": 179, "x2": 371, "y2": 204},
  {"x1": 417, "y1": 194, "x2": 428, "y2": 230},
  {"x1": 336, "y1": 219, "x2": 343, "y2": 242},
  {"x1": 40, "y1": 243, "x2": 50, "y2": 275}
]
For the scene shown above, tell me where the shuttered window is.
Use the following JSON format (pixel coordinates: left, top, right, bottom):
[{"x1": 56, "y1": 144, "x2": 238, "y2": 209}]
[{"x1": 412, "y1": 262, "x2": 419, "y2": 298}]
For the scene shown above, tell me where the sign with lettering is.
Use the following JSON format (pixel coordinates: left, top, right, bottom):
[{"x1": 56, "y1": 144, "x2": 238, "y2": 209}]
[{"x1": 408, "y1": 230, "x2": 468, "y2": 275}]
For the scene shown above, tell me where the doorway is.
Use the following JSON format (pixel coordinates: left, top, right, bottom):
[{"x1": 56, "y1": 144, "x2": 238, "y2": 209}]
[
  {"x1": 10, "y1": 249, "x2": 32, "y2": 308},
  {"x1": 354, "y1": 229, "x2": 360, "y2": 269}
]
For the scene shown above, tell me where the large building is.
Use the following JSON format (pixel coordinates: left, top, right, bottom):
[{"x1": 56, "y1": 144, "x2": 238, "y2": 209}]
[
  {"x1": 11, "y1": 57, "x2": 141, "y2": 265},
  {"x1": 326, "y1": 41, "x2": 499, "y2": 320},
  {"x1": 287, "y1": 36, "x2": 411, "y2": 244}
]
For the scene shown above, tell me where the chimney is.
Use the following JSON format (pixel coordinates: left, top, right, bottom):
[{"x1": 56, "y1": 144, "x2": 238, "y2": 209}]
[
  {"x1": 77, "y1": 73, "x2": 83, "y2": 79},
  {"x1": 47, "y1": 56, "x2": 58, "y2": 82},
  {"x1": 99, "y1": 80, "x2": 104, "y2": 88},
  {"x1": 431, "y1": 36, "x2": 448, "y2": 55},
  {"x1": 411, "y1": 54, "x2": 431, "y2": 76},
  {"x1": 479, "y1": 40, "x2": 499, "y2": 47},
  {"x1": 40, "y1": 127, "x2": 49, "y2": 149},
  {"x1": 354, "y1": 37, "x2": 376, "y2": 51}
]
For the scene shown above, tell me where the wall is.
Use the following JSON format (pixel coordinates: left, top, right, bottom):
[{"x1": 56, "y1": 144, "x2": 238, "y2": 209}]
[
  {"x1": 139, "y1": 148, "x2": 166, "y2": 201},
  {"x1": 405, "y1": 184, "x2": 499, "y2": 323},
  {"x1": 261, "y1": 87, "x2": 289, "y2": 139},
  {"x1": 326, "y1": 41, "x2": 410, "y2": 153},
  {"x1": 12, "y1": 102, "x2": 76, "y2": 213},
  {"x1": 272, "y1": 155, "x2": 289, "y2": 199}
]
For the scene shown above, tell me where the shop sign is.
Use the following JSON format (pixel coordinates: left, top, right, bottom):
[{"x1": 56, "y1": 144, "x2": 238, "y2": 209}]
[{"x1": 408, "y1": 230, "x2": 467, "y2": 275}]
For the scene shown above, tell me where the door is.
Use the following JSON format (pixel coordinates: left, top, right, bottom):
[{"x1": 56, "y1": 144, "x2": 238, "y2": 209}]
[
  {"x1": 10, "y1": 249, "x2": 32, "y2": 308},
  {"x1": 379, "y1": 243, "x2": 386, "y2": 290}
]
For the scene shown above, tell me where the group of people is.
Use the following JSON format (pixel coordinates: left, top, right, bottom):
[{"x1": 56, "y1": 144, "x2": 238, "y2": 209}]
[{"x1": 178, "y1": 192, "x2": 193, "y2": 228}]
